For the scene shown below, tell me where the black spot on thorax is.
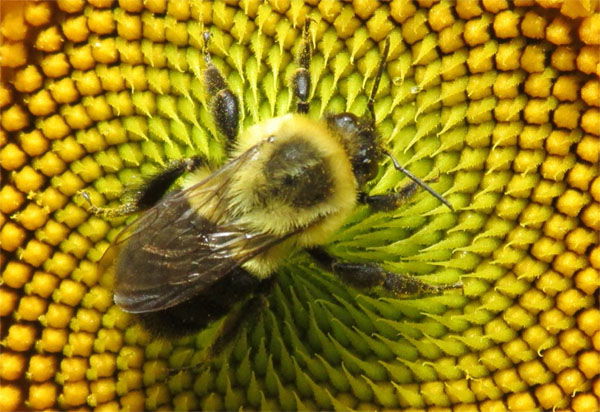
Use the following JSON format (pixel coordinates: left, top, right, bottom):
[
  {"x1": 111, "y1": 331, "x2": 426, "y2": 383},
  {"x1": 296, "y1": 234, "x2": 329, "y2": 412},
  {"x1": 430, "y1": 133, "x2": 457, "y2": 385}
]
[{"x1": 263, "y1": 138, "x2": 333, "y2": 208}]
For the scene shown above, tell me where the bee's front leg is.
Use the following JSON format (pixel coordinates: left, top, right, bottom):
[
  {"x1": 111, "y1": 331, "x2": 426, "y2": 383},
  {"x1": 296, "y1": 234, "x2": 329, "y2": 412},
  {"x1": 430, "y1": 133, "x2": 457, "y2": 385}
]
[
  {"x1": 203, "y1": 32, "x2": 240, "y2": 149},
  {"x1": 359, "y1": 181, "x2": 420, "y2": 212},
  {"x1": 81, "y1": 156, "x2": 203, "y2": 218},
  {"x1": 308, "y1": 248, "x2": 462, "y2": 298},
  {"x1": 360, "y1": 171, "x2": 454, "y2": 212},
  {"x1": 291, "y1": 20, "x2": 312, "y2": 114}
]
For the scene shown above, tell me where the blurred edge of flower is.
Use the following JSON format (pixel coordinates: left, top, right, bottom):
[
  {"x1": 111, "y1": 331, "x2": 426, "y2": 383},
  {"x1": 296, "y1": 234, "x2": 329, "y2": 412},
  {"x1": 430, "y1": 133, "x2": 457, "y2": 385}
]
[{"x1": 0, "y1": 0, "x2": 599, "y2": 411}]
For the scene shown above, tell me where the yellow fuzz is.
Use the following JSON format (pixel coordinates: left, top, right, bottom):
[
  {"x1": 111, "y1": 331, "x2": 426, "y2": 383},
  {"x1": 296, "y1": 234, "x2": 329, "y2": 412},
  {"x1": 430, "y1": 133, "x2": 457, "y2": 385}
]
[{"x1": 187, "y1": 114, "x2": 356, "y2": 278}]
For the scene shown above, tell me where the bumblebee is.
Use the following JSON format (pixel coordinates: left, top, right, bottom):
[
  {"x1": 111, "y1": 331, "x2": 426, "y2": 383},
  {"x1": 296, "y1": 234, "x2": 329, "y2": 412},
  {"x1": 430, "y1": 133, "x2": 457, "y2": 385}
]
[{"x1": 85, "y1": 27, "x2": 459, "y2": 348}]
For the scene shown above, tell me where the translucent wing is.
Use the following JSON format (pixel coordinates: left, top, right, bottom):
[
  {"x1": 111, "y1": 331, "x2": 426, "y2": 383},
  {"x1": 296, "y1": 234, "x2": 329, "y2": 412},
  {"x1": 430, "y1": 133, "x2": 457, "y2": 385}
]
[{"x1": 104, "y1": 144, "x2": 286, "y2": 313}]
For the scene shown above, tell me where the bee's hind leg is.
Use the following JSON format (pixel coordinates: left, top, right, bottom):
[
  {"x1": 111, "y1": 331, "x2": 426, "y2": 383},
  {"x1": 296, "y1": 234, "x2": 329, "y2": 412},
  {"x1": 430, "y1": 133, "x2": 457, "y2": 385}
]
[
  {"x1": 169, "y1": 278, "x2": 275, "y2": 375},
  {"x1": 291, "y1": 20, "x2": 312, "y2": 114},
  {"x1": 209, "y1": 277, "x2": 274, "y2": 357},
  {"x1": 81, "y1": 156, "x2": 204, "y2": 218},
  {"x1": 308, "y1": 248, "x2": 462, "y2": 298},
  {"x1": 204, "y1": 292, "x2": 271, "y2": 360}
]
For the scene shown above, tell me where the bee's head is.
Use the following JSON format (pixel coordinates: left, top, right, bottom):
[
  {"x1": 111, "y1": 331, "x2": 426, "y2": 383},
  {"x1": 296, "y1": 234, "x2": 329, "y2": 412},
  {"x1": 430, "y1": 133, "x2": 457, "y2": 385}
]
[
  {"x1": 321, "y1": 37, "x2": 392, "y2": 186},
  {"x1": 326, "y1": 112, "x2": 382, "y2": 185},
  {"x1": 327, "y1": 111, "x2": 454, "y2": 210}
]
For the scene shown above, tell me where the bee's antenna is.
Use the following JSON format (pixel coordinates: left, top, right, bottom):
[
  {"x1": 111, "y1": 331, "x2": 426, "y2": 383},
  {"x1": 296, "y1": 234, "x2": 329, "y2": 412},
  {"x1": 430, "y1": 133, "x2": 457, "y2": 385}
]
[
  {"x1": 383, "y1": 150, "x2": 454, "y2": 211},
  {"x1": 368, "y1": 37, "x2": 391, "y2": 122}
]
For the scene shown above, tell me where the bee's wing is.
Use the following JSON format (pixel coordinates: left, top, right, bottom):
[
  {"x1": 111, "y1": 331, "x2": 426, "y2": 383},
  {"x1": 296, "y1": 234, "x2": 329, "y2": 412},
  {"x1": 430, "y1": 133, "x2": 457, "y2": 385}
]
[
  {"x1": 110, "y1": 143, "x2": 263, "y2": 248},
  {"x1": 105, "y1": 143, "x2": 284, "y2": 313},
  {"x1": 112, "y1": 222, "x2": 281, "y2": 314}
]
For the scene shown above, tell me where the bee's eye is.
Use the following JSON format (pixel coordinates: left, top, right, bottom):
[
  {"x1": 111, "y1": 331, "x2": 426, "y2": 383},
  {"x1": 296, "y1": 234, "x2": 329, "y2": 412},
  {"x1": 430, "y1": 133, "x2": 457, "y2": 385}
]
[{"x1": 327, "y1": 113, "x2": 362, "y2": 135}]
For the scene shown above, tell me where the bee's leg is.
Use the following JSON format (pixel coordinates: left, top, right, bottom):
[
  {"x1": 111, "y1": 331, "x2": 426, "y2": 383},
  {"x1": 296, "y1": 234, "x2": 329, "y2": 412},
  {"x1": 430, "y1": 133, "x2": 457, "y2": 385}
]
[
  {"x1": 170, "y1": 277, "x2": 275, "y2": 374},
  {"x1": 204, "y1": 291, "x2": 271, "y2": 360},
  {"x1": 308, "y1": 248, "x2": 462, "y2": 297},
  {"x1": 203, "y1": 32, "x2": 239, "y2": 148},
  {"x1": 359, "y1": 181, "x2": 420, "y2": 212},
  {"x1": 361, "y1": 156, "x2": 453, "y2": 212},
  {"x1": 291, "y1": 21, "x2": 312, "y2": 114},
  {"x1": 82, "y1": 156, "x2": 203, "y2": 218}
]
